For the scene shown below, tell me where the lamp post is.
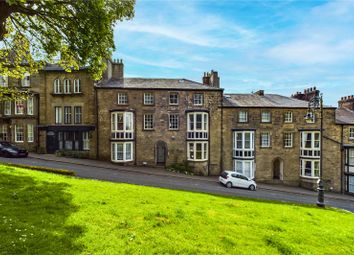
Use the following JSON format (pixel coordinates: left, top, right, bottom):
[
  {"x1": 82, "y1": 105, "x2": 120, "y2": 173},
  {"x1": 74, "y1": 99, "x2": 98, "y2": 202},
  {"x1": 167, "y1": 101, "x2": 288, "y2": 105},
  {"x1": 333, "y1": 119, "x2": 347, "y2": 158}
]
[{"x1": 305, "y1": 91, "x2": 325, "y2": 207}]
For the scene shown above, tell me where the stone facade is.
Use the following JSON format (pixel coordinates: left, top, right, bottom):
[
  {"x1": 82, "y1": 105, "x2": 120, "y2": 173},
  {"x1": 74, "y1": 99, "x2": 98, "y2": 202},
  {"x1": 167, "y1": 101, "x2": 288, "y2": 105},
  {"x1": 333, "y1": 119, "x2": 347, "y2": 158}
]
[{"x1": 0, "y1": 60, "x2": 353, "y2": 193}]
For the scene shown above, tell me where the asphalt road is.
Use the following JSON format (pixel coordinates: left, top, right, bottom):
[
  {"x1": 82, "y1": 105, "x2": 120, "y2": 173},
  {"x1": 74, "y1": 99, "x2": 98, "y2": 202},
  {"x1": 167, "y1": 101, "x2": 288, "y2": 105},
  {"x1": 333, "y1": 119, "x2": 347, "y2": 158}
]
[{"x1": 1, "y1": 156, "x2": 354, "y2": 212}]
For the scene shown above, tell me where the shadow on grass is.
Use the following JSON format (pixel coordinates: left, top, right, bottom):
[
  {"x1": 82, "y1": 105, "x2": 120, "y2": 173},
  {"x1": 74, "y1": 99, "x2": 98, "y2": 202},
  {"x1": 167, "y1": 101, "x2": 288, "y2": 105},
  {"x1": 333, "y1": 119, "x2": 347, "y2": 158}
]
[{"x1": 0, "y1": 170, "x2": 84, "y2": 254}]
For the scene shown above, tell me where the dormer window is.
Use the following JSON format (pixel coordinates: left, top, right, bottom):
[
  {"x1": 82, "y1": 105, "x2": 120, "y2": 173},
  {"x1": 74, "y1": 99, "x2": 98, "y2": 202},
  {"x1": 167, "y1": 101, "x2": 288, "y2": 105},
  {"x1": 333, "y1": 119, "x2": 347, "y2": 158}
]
[
  {"x1": 21, "y1": 73, "x2": 30, "y2": 87},
  {"x1": 54, "y1": 79, "x2": 61, "y2": 94},
  {"x1": 63, "y1": 79, "x2": 71, "y2": 94},
  {"x1": 73, "y1": 79, "x2": 81, "y2": 93}
]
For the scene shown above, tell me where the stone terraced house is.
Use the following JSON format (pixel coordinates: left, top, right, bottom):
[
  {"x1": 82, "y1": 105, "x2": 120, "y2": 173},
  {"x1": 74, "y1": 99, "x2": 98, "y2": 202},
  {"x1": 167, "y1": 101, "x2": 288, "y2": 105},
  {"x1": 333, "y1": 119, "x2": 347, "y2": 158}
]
[{"x1": 0, "y1": 59, "x2": 353, "y2": 193}]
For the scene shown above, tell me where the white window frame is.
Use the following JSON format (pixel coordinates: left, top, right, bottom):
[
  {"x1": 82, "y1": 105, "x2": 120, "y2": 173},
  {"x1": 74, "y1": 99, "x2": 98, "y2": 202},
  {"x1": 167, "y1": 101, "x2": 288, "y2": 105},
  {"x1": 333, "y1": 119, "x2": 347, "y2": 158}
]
[
  {"x1": 54, "y1": 79, "x2": 61, "y2": 94},
  {"x1": 117, "y1": 93, "x2": 128, "y2": 105},
  {"x1": 55, "y1": 106, "x2": 62, "y2": 124},
  {"x1": 169, "y1": 92, "x2": 179, "y2": 105},
  {"x1": 27, "y1": 124, "x2": 34, "y2": 142},
  {"x1": 238, "y1": 111, "x2": 248, "y2": 123},
  {"x1": 283, "y1": 132, "x2": 293, "y2": 148},
  {"x1": 347, "y1": 148, "x2": 354, "y2": 173},
  {"x1": 63, "y1": 79, "x2": 71, "y2": 94},
  {"x1": 83, "y1": 131, "x2": 90, "y2": 150},
  {"x1": 144, "y1": 93, "x2": 154, "y2": 105},
  {"x1": 0, "y1": 75, "x2": 8, "y2": 87},
  {"x1": 284, "y1": 111, "x2": 293, "y2": 123},
  {"x1": 111, "y1": 112, "x2": 134, "y2": 139},
  {"x1": 73, "y1": 79, "x2": 81, "y2": 93},
  {"x1": 187, "y1": 141, "x2": 208, "y2": 161},
  {"x1": 234, "y1": 160, "x2": 255, "y2": 179},
  {"x1": 193, "y1": 93, "x2": 203, "y2": 106},
  {"x1": 15, "y1": 100, "x2": 24, "y2": 115},
  {"x1": 144, "y1": 114, "x2": 154, "y2": 130},
  {"x1": 260, "y1": 132, "x2": 270, "y2": 148},
  {"x1": 27, "y1": 97, "x2": 34, "y2": 115},
  {"x1": 300, "y1": 131, "x2": 320, "y2": 158},
  {"x1": 111, "y1": 142, "x2": 134, "y2": 162},
  {"x1": 261, "y1": 112, "x2": 271, "y2": 123},
  {"x1": 4, "y1": 101, "x2": 11, "y2": 115},
  {"x1": 349, "y1": 128, "x2": 354, "y2": 139},
  {"x1": 169, "y1": 114, "x2": 179, "y2": 130},
  {"x1": 300, "y1": 159, "x2": 320, "y2": 178},
  {"x1": 15, "y1": 125, "x2": 24, "y2": 143},
  {"x1": 187, "y1": 112, "x2": 208, "y2": 140},
  {"x1": 233, "y1": 131, "x2": 255, "y2": 158},
  {"x1": 21, "y1": 73, "x2": 30, "y2": 87}
]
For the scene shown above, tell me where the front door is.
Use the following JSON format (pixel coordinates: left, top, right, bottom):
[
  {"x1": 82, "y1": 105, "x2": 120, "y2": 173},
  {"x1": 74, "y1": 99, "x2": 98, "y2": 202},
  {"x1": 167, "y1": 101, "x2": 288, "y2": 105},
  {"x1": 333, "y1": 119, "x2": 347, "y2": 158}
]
[
  {"x1": 46, "y1": 131, "x2": 57, "y2": 153},
  {"x1": 156, "y1": 141, "x2": 167, "y2": 165}
]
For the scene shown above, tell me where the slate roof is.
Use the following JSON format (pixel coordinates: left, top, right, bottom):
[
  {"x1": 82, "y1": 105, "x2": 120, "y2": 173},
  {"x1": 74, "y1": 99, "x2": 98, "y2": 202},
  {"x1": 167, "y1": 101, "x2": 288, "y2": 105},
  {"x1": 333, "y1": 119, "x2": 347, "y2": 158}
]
[
  {"x1": 335, "y1": 108, "x2": 354, "y2": 124},
  {"x1": 96, "y1": 78, "x2": 222, "y2": 90},
  {"x1": 223, "y1": 93, "x2": 313, "y2": 108}
]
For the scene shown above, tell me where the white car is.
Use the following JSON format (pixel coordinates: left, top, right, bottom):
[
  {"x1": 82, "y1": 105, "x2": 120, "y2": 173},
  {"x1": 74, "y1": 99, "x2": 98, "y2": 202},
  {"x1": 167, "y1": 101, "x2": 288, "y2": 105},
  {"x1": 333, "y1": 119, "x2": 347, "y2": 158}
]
[{"x1": 219, "y1": 171, "x2": 257, "y2": 191}]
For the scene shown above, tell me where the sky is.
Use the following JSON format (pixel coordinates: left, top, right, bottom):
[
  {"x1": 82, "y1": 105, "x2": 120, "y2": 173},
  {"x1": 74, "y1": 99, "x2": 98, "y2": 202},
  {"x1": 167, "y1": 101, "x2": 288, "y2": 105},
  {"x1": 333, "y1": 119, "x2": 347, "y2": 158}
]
[{"x1": 113, "y1": 0, "x2": 354, "y2": 106}]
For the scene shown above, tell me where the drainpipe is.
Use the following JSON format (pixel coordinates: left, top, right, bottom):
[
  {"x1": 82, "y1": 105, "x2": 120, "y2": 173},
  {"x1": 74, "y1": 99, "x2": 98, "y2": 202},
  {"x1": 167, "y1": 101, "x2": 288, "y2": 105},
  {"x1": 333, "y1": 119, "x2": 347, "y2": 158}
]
[
  {"x1": 340, "y1": 125, "x2": 344, "y2": 194},
  {"x1": 36, "y1": 93, "x2": 40, "y2": 152},
  {"x1": 95, "y1": 86, "x2": 99, "y2": 159},
  {"x1": 220, "y1": 91, "x2": 224, "y2": 173}
]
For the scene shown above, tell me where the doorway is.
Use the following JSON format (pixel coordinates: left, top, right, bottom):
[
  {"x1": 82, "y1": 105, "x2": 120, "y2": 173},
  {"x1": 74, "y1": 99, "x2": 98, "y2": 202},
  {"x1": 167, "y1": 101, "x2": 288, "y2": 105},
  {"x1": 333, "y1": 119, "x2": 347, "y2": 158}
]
[
  {"x1": 156, "y1": 141, "x2": 167, "y2": 165},
  {"x1": 273, "y1": 158, "x2": 284, "y2": 180}
]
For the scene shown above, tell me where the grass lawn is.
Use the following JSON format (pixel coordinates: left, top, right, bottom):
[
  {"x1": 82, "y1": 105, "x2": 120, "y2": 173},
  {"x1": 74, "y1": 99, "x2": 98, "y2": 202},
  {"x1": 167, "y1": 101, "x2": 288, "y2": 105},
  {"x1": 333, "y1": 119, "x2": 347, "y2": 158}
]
[{"x1": 1, "y1": 165, "x2": 354, "y2": 255}]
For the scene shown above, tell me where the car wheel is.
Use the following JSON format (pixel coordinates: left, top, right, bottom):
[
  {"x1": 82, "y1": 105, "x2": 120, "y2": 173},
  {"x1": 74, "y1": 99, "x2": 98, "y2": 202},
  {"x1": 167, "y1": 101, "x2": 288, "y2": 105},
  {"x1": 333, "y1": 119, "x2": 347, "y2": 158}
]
[
  {"x1": 249, "y1": 184, "x2": 256, "y2": 191},
  {"x1": 226, "y1": 182, "x2": 232, "y2": 188}
]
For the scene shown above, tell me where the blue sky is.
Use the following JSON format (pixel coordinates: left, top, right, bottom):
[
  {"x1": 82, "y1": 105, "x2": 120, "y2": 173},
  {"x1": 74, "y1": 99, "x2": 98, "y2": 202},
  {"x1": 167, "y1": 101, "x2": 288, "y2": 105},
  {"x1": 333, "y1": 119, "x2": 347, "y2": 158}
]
[{"x1": 113, "y1": 0, "x2": 354, "y2": 106}]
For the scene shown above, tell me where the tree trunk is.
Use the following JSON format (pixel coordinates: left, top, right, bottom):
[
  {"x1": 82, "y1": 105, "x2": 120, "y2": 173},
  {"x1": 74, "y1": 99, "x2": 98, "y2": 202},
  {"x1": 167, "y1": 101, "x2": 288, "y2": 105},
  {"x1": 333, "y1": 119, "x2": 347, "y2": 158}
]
[{"x1": 0, "y1": 1, "x2": 12, "y2": 40}]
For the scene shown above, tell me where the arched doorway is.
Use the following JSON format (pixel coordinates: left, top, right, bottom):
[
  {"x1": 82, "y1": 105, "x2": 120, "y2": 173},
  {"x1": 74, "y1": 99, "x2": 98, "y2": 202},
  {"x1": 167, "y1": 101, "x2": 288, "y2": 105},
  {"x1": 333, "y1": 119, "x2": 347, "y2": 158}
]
[
  {"x1": 273, "y1": 158, "x2": 284, "y2": 180},
  {"x1": 156, "y1": 141, "x2": 167, "y2": 166}
]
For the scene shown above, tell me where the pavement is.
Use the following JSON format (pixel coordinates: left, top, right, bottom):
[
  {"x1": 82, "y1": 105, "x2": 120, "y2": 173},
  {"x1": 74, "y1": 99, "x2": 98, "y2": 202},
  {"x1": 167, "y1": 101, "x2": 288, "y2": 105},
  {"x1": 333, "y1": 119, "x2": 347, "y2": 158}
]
[{"x1": 1, "y1": 153, "x2": 354, "y2": 212}]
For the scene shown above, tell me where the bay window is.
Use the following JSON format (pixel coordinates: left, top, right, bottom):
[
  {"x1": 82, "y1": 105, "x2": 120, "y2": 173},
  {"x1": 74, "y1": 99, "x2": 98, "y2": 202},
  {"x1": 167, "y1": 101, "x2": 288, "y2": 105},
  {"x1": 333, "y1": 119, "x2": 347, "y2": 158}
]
[
  {"x1": 111, "y1": 112, "x2": 134, "y2": 139},
  {"x1": 233, "y1": 130, "x2": 255, "y2": 179},
  {"x1": 187, "y1": 142, "x2": 208, "y2": 161},
  {"x1": 111, "y1": 142, "x2": 133, "y2": 162},
  {"x1": 300, "y1": 131, "x2": 321, "y2": 178},
  {"x1": 187, "y1": 112, "x2": 208, "y2": 139}
]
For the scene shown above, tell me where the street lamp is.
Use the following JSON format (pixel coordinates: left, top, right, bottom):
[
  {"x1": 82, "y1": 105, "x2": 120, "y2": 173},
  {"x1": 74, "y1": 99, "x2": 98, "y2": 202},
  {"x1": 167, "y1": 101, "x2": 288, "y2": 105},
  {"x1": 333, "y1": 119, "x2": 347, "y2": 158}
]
[{"x1": 305, "y1": 91, "x2": 325, "y2": 207}]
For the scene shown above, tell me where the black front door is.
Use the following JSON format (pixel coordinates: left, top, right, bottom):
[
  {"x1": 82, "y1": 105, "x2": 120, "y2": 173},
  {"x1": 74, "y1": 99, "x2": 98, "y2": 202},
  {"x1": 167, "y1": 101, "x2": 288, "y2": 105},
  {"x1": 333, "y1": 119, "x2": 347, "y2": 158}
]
[
  {"x1": 156, "y1": 141, "x2": 167, "y2": 165},
  {"x1": 46, "y1": 131, "x2": 57, "y2": 154}
]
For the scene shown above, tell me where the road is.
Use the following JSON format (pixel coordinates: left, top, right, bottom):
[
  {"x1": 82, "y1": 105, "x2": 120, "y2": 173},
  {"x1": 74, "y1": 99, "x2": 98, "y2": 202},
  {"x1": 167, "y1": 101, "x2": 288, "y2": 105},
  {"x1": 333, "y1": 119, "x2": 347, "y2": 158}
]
[{"x1": 1, "y1": 156, "x2": 353, "y2": 212}]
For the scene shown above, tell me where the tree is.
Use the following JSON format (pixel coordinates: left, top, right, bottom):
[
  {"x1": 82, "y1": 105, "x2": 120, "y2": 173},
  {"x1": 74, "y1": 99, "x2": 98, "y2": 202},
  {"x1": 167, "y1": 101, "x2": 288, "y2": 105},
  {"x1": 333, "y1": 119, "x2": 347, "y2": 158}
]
[{"x1": 0, "y1": 0, "x2": 135, "y2": 81}]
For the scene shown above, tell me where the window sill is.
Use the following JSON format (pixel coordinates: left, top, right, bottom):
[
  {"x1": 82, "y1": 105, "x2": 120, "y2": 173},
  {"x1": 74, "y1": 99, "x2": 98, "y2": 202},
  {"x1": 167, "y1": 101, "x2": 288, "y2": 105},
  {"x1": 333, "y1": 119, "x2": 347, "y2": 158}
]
[
  {"x1": 300, "y1": 176, "x2": 319, "y2": 180},
  {"x1": 187, "y1": 159, "x2": 208, "y2": 162},
  {"x1": 111, "y1": 159, "x2": 134, "y2": 163}
]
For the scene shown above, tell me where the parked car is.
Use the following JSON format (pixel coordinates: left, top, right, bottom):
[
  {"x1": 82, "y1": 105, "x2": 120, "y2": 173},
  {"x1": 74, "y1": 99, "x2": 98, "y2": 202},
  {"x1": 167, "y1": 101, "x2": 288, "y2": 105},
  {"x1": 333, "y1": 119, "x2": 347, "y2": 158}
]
[
  {"x1": 219, "y1": 171, "x2": 257, "y2": 191},
  {"x1": 0, "y1": 142, "x2": 28, "y2": 158}
]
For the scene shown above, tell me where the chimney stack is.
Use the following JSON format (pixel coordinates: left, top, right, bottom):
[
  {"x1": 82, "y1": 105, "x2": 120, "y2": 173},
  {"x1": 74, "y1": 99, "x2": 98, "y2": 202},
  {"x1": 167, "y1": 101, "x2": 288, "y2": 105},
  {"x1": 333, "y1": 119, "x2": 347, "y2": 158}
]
[
  {"x1": 202, "y1": 70, "x2": 220, "y2": 88},
  {"x1": 103, "y1": 58, "x2": 124, "y2": 80},
  {"x1": 254, "y1": 90, "x2": 264, "y2": 96},
  {"x1": 338, "y1": 94, "x2": 354, "y2": 110},
  {"x1": 291, "y1": 86, "x2": 319, "y2": 101}
]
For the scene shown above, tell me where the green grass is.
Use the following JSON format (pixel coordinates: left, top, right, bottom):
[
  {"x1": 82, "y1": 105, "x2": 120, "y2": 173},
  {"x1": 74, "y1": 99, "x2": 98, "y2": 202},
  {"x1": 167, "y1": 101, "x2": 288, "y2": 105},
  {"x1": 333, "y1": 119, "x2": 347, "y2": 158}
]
[{"x1": 1, "y1": 165, "x2": 354, "y2": 255}]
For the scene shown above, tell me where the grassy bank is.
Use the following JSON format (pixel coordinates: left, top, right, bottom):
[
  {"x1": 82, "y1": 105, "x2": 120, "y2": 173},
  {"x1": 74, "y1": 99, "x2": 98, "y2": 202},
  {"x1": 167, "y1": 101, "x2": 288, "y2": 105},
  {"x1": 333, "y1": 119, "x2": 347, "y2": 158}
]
[{"x1": 0, "y1": 164, "x2": 353, "y2": 254}]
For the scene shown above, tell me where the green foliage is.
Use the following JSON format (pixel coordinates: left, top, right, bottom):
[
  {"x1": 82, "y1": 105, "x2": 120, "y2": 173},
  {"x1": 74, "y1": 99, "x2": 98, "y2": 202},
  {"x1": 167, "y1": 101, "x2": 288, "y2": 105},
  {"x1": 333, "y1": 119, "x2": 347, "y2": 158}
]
[
  {"x1": 0, "y1": 0, "x2": 135, "y2": 80},
  {"x1": 167, "y1": 161, "x2": 194, "y2": 175},
  {"x1": 55, "y1": 149, "x2": 90, "y2": 159},
  {"x1": 1, "y1": 165, "x2": 354, "y2": 254}
]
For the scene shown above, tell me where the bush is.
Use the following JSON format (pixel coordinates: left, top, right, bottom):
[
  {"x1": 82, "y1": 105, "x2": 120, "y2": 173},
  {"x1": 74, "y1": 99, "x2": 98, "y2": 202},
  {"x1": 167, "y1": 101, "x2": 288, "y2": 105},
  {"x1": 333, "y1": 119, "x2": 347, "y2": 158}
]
[
  {"x1": 55, "y1": 150, "x2": 90, "y2": 159},
  {"x1": 167, "y1": 161, "x2": 194, "y2": 175},
  {"x1": 1, "y1": 162, "x2": 75, "y2": 176}
]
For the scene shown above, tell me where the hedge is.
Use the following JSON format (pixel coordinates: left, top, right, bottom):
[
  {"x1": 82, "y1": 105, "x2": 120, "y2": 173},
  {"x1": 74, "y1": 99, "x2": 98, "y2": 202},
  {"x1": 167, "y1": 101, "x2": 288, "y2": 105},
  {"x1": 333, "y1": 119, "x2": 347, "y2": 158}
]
[{"x1": 0, "y1": 162, "x2": 76, "y2": 176}]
